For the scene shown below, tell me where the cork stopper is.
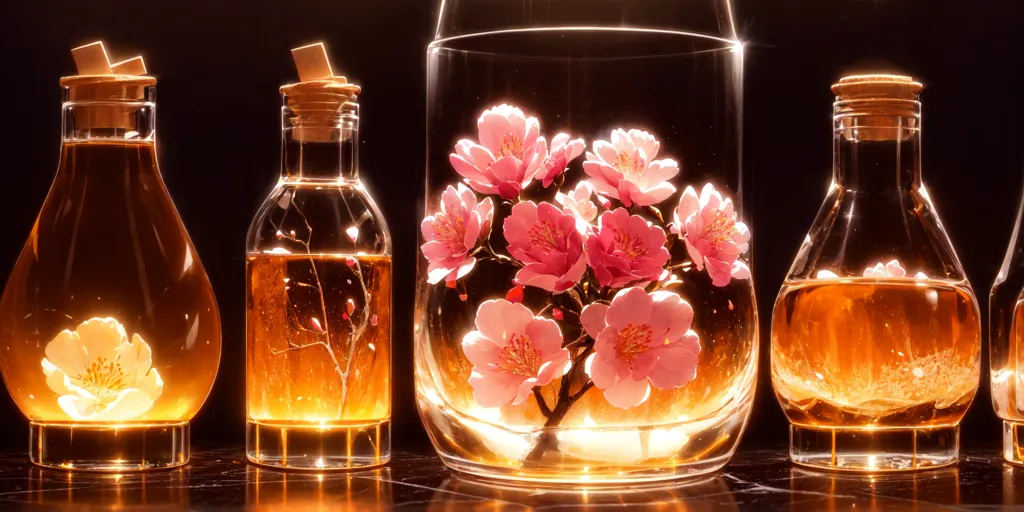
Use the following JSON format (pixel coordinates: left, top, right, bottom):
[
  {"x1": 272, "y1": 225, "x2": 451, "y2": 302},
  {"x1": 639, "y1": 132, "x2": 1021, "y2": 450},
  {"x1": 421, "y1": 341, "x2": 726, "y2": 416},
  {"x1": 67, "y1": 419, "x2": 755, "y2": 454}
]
[
  {"x1": 281, "y1": 42, "x2": 360, "y2": 142},
  {"x1": 60, "y1": 41, "x2": 156, "y2": 135},
  {"x1": 832, "y1": 74, "x2": 922, "y2": 102},
  {"x1": 833, "y1": 74, "x2": 922, "y2": 142}
]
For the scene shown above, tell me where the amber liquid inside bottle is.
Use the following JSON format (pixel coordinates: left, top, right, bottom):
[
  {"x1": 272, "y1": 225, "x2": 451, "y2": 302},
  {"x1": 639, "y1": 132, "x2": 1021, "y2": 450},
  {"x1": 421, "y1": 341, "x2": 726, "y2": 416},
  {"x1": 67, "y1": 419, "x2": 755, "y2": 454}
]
[
  {"x1": 0, "y1": 139, "x2": 221, "y2": 470},
  {"x1": 772, "y1": 278, "x2": 979, "y2": 470},
  {"x1": 246, "y1": 253, "x2": 391, "y2": 468},
  {"x1": 992, "y1": 298, "x2": 1024, "y2": 463}
]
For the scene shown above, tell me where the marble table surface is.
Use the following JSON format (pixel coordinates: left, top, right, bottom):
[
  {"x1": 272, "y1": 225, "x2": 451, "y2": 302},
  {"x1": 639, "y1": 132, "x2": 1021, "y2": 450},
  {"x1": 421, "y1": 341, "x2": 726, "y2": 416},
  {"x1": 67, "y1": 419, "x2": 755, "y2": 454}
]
[{"x1": 0, "y1": 446, "x2": 1018, "y2": 510}]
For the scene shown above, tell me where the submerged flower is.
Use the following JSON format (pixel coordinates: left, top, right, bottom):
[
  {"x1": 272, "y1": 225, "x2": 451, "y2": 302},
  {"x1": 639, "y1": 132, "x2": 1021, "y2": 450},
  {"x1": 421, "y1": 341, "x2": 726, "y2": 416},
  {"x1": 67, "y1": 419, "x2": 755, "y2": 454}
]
[
  {"x1": 555, "y1": 181, "x2": 599, "y2": 233},
  {"x1": 41, "y1": 317, "x2": 163, "y2": 421},
  {"x1": 463, "y1": 299, "x2": 571, "y2": 407},
  {"x1": 673, "y1": 183, "x2": 751, "y2": 287},
  {"x1": 420, "y1": 184, "x2": 494, "y2": 284},
  {"x1": 585, "y1": 208, "x2": 670, "y2": 288},
  {"x1": 864, "y1": 260, "x2": 906, "y2": 278},
  {"x1": 583, "y1": 129, "x2": 679, "y2": 207},
  {"x1": 538, "y1": 133, "x2": 586, "y2": 187},
  {"x1": 449, "y1": 104, "x2": 548, "y2": 199},
  {"x1": 863, "y1": 259, "x2": 928, "y2": 279},
  {"x1": 503, "y1": 201, "x2": 587, "y2": 293},
  {"x1": 582, "y1": 288, "x2": 701, "y2": 410}
]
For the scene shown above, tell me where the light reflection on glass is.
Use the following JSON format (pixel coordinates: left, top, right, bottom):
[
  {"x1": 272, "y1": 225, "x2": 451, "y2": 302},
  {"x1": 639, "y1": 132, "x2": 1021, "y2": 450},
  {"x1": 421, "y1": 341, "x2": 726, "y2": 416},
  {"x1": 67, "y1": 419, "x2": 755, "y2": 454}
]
[
  {"x1": 427, "y1": 473, "x2": 737, "y2": 511},
  {"x1": 245, "y1": 466, "x2": 392, "y2": 512}
]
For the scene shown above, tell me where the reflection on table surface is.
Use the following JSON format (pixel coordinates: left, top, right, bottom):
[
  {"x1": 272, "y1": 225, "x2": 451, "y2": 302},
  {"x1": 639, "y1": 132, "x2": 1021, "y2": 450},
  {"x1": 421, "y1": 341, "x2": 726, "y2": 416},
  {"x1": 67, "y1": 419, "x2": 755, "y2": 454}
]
[
  {"x1": 427, "y1": 474, "x2": 736, "y2": 511},
  {"x1": 786, "y1": 466, "x2": 961, "y2": 511},
  {"x1": 0, "y1": 447, "x2": 1018, "y2": 510},
  {"x1": 246, "y1": 467, "x2": 392, "y2": 512},
  {"x1": 24, "y1": 467, "x2": 191, "y2": 511}
]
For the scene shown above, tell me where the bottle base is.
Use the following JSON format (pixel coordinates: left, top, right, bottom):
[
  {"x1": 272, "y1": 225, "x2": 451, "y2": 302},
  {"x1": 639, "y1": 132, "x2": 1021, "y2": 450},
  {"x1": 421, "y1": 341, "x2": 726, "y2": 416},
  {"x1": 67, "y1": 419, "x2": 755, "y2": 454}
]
[
  {"x1": 789, "y1": 424, "x2": 958, "y2": 472},
  {"x1": 246, "y1": 419, "x2": 390, "y2": 470},
  {"x1": 1003, "y1": 420, "x2": 1024, "y2": 465},
  {"x1": 29, "y1": 421, "x2": 189, "y2": 472}
]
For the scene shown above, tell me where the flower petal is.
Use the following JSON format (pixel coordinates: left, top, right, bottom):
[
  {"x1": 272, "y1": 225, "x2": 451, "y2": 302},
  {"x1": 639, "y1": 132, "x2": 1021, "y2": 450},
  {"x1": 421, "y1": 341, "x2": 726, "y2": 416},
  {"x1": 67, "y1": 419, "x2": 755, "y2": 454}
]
[
  {"x1": 606, "y1": 287, "x2": 654, "y2": 330},
  {"x1": 469, "y1": 369, "x2": 522, "y2": 408},
  {"x1": 602, "y1": 377, "x2": 651, "y2": 409},
  {"x1": 462, "y1": 331, "x2": 503, "y2": 368},
  {"x1": 580, "y1": 303, "x2": 609, "y2": 340},
  {"x1": 648, "y1": 331, "x2": 701, "y2": 389}
]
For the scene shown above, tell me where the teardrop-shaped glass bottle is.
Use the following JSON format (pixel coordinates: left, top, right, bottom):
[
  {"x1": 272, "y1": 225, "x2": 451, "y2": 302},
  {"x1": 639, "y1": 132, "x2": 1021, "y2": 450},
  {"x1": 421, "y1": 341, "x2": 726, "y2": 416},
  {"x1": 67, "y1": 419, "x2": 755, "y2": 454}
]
[
  {"x1": 771, "y1": 75, "x2": 980, "y2": 471},
  {"x1": 990, "y1": 176, "x2": 1024, "y2": 465},
  {"x1": 244, "y1": 43, "x2": 392, "y2": 470},
  {"x1": 0, "y1": 42, "x2": 222, "y2": 471}
]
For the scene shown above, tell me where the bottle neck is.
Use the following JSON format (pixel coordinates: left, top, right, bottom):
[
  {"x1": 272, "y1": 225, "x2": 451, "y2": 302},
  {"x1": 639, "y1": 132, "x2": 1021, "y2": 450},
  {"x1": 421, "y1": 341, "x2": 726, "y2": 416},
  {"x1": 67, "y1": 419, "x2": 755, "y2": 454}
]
[
  {"x1": 833, "y1": 113, "x2": 921, "y2": 192},
  {"x1": 62, "y1": 101, "x2": 155, "y2": 142},
  {"x1": 280, "y1": 105, "x2": 359, "y2": 182}
]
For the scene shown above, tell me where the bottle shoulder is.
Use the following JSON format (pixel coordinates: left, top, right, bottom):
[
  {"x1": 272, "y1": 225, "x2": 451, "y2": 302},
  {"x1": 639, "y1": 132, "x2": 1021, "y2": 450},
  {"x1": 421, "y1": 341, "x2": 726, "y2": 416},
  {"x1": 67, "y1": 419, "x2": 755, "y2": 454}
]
[
  {"x1": 784, "y1": 184, "x2": 969, "y2": 284},
  {"x1": 246, "y1": 180, "x2": 392, "y2": 255}
]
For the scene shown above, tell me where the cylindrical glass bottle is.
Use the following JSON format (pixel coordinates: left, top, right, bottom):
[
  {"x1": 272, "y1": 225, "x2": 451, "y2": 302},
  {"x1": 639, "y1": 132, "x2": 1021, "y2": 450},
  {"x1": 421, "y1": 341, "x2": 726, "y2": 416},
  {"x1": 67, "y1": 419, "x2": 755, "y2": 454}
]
[
  {"x1": 245, "y1": 68, "x2": 392, "y2": 470},
  {"x1": 771, "y1": 75, "x2": 980, "y2": 472},
  {"x1": 0, "y1": 57, "x2": 222, "y2": 471},
  {"x1": 991, "y1": 176, "x2": 1024, "y2": 465}
]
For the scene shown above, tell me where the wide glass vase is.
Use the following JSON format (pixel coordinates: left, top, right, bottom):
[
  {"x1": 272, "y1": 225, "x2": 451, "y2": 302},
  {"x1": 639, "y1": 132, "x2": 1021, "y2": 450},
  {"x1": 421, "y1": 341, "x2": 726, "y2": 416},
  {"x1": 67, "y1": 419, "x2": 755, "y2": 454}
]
[
  {"x1": 415, "y1": 0, "x2": 757, "y2": 484},
  {"x1": 991, "y1": 178, "x2": 1024, "y2": 465},
  {"x1": 0, "y1": 70, "x2": 221, "y2": 470},
  {"x1": 771, "y1": 75, "x2": 980, "y2": 472}
]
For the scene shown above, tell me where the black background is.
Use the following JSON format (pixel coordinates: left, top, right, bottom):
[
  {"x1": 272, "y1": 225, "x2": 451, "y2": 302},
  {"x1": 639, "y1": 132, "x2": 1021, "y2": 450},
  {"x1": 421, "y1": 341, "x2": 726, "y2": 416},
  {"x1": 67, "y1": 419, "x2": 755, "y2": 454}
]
[{"x1": 0, "y1": 0, "x2": 1021, "y2": 453}]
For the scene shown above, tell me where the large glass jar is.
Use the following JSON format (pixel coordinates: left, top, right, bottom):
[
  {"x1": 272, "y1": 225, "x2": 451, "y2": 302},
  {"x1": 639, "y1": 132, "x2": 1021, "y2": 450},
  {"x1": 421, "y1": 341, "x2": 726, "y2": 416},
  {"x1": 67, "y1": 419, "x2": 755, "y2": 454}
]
[
  {"x1": 415, "y1": 0, "x2": 756, "y2": 484},
  {"x1": 0, "y1": 42, "x2": 222, "y2": 471}
]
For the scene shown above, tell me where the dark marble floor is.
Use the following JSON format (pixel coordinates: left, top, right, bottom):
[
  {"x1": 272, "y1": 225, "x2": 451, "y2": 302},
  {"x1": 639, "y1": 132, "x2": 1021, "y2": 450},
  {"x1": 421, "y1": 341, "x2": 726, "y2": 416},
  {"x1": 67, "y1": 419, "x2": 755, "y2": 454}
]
[{"x1": 0, "y1": 446, "x2": 1018, "y2": 510}]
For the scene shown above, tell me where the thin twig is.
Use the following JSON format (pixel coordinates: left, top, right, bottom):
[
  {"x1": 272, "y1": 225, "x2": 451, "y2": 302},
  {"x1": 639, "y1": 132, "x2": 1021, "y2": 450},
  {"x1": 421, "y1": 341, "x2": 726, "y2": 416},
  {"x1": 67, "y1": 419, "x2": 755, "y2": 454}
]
[{"x1": 533, "y1": 388, "x2": 552, "y2": 418}]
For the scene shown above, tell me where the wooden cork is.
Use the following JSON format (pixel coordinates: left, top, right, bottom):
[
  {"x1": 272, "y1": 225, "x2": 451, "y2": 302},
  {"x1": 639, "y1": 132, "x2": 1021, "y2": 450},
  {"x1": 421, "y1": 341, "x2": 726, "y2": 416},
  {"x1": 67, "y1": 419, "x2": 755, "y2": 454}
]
[
  {"x1": 62, "y1": 41, "x2": 155, "y2": 132},
  {"x1": 833, "y1": 74, "x2": 922, "y2": 142},
  {"x1": 282, "y1": 42, "x2": 360, "y2": 142}
]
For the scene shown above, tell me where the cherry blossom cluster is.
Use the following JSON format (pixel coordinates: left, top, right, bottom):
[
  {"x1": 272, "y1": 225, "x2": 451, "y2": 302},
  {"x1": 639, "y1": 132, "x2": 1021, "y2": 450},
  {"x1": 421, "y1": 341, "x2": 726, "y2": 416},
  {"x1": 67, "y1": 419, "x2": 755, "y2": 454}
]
[{"x1": 421, "y1": 104, "x2": 751, "y2": 411}]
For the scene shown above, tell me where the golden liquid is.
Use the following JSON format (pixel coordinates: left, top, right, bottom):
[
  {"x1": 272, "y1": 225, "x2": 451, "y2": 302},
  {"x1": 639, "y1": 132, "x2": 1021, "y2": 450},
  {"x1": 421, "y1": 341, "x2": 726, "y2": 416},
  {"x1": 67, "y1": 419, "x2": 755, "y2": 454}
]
[
  {"x1": 246, "y1": 254, "x2": 390, "y2": 424},
  {"x1": 0, "y1": 140, "x2": 222, "y2": 422},
  {"x1": 992, "y1": 299, "x2": 1024, "y2": 419},
  {"x1": 772, "y1": 278, "x2": 980, "y2": 428}
]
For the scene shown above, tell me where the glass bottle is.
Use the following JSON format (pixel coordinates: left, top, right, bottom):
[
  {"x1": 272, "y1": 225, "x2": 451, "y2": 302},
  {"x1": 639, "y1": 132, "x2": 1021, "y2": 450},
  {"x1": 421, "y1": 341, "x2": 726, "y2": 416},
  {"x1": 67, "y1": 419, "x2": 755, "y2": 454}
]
[
  {"x1": 991, "y1": 174, "x2": 1024, "y2": 465},
  {"x1": 0, "y1": 42, "x2": 222, "y2": 471},
  {"x1": 771, "y1": 75, "x2": 980, "y2": 471},
  {"x1": 245, "y1": 43, "x2": 392, "y2": 470},
  {"x1": 417, "y1": 0, "x2": 757, "y2": 484}
]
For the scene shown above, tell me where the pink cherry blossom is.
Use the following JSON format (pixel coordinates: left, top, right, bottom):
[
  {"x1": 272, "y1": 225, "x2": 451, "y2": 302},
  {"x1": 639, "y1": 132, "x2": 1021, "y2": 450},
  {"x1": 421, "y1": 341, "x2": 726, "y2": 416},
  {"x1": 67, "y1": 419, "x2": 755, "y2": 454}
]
[
  {"x1": 420, "y1": 184, "x2": 494, "y2": 284},
  {"x1": 463, "y1": 299, "x2": 571, "y2": 407},
  {"x1": 585, "y1": 208, "x2": 670, "y2": 288},
  {"x1": 863, "y1": 259, "x2": 906, "y2": 278},
  {"x1": 582, "y1": 128, "x2": 679, "y2": 207},
  {"x1": 581, "y1": 287, "x2": 701, "y2": 410},
  {"x1": 538, "y1": 133, "x2": 585, "y2": 187},
  {"x1": 449, "y1": 104, "x2": 548, "y2": 200},
  {"x1": 555, "y1": 181, "x2": 598, "y2": 233},
  {"x1": 863, "y1": 259, "x2": 928, "y2": 279},
  {"x1": 672, "y1": 183, "x2": 751, "y2": 287},
  {"x1": 503, "y1": 201, "x2": 587, "y2": 293}
]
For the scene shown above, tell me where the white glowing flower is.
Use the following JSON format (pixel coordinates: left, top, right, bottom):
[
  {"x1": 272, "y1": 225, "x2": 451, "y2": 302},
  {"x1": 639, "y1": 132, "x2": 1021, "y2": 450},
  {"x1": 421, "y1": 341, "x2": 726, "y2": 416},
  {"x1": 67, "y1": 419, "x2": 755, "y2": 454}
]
[{"x1": 41, "y1": 317, "x2": 164, "y2": 422}]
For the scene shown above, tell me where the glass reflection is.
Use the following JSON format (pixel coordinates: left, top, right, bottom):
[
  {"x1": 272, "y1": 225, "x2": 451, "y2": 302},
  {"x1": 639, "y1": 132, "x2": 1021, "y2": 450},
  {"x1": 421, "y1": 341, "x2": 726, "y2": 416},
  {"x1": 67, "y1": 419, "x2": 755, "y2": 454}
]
[
  {"x1": 427, "y1": 473, "x2": 737, "y2": 511},
  {"x1": 245, "y1": 466, "x2": 392, "y2": 512},
  {"x1": 26, "y1": 467, "x2": 189, "y2": 509},
  {"x1": 788, "y1": 467, "x2": 960, "y2": 511}
]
